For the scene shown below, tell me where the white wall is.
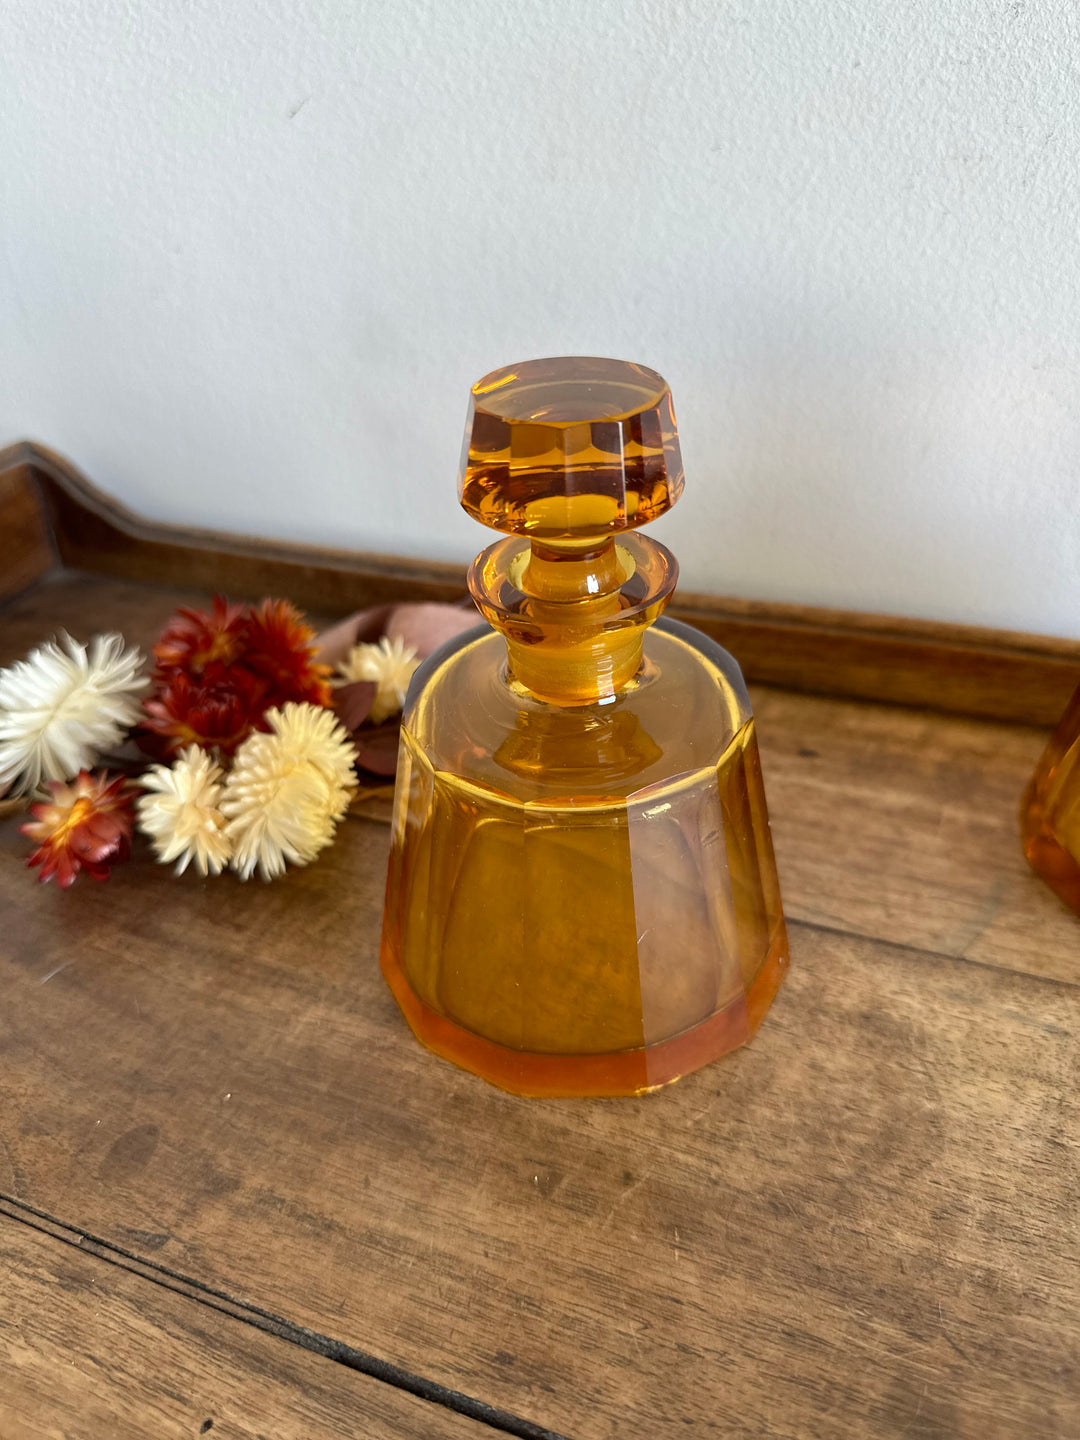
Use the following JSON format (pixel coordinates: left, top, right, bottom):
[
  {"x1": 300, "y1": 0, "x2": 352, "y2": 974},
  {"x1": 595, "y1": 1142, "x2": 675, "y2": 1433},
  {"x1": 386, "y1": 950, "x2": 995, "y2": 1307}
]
[{"x1": 3, "y1": 0, "x2": 1079, "y2": 636}]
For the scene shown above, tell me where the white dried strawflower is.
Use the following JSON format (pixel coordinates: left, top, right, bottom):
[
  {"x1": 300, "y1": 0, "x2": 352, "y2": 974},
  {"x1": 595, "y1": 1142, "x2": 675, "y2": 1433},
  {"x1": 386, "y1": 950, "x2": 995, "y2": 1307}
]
[
  {"x1": 220, "y1": 702, "x2": 356, "y2": 881},
  {"x1": 334, "y1": 635, "x2": 419, "y2": 724},
  {"x1": 263, "y1": 701, "x2": 359, "y2": 791},
  {"x1": 0, "y1": 632, "x2": 147, "y2": 795},
  {"x1": 136, "y1": 745, "x2": 232, "y2": 876}
]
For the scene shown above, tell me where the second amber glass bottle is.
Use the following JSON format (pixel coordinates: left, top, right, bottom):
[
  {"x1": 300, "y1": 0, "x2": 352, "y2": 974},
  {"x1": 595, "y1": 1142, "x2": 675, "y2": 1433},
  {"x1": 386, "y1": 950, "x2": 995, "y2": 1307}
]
[
  {"x1": 1022, "y1": 681, "x2": 1080, "y2": 915},
  {"x1": 380, "y1": 357, "x2": 789, "y2": 1097}
]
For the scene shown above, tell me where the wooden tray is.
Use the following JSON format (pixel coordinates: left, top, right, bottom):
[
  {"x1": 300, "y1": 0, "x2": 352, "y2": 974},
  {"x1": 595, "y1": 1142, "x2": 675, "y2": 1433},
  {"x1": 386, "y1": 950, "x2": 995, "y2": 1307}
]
[{"x1": 2, "y1": 441, "x2": 1079, "y2": 1439}]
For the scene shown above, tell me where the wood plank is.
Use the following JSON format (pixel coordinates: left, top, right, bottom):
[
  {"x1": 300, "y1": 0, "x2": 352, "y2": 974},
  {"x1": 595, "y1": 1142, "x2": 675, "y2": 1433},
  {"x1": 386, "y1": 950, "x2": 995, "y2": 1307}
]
[
  {"x1": 752, "y1": 685, "x2": 1080, "y2": 984},
  {"x1": 680, "y1": 591, "x2": 1080, "y2": 728},
  {"x1": 1, "y1": 803, "x2": 1077, "y2": 1438},
  {"x1": 5, "y1": 438, "x2": 1080, "y2": 723},
  {"x1": 4, "y1": 441, "x2": 468, "y2": 616},
  {"x1": 0, "y1": 466, "x2": 53, "y2": 603},
  {"x1": 0, "y1": 1210, "x2": 493, "y2": 1439},
  {"x1": 0, "y1": 571, "x2": 320, "y2": 666}
]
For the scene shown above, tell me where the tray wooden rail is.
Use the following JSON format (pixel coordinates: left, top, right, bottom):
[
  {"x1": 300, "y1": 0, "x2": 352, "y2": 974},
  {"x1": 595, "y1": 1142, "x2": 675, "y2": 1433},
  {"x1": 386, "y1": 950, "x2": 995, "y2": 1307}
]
[{"x1": 1, "y1": 444, "x2": 1078, "y2": 1439}]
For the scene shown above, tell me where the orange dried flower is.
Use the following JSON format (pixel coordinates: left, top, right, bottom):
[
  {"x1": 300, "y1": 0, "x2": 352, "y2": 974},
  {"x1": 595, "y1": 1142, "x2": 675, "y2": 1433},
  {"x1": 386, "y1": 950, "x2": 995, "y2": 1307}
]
[
  {"x1": 153, "y1": 594, "x2": 246, "y2": 676},
  {"x1": 243, "y1": 599, "x2": 332, "y2": 709},
  {"x1": 21, "y1": 770, "x2": 133, "y2": 888},
  {"x1": 139, "y1": 595, "x2": 332, "y2": 759}
]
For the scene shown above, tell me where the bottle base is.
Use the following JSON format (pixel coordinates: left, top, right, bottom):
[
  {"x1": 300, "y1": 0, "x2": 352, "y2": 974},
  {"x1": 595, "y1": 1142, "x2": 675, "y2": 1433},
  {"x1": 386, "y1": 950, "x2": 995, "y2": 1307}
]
[
  {"x1": 380, "y1": 929, "x2": 790, "y2": 1099},
  {"x1": 1021, "y1": 781, "x2": 1080, "y2": 916}
]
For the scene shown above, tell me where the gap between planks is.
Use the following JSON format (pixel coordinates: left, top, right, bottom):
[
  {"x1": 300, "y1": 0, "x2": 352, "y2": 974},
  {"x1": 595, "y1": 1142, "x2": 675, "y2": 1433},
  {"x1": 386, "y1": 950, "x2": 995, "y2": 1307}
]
[{"x1": 0, "y1": 1194, "x2": 569, "y2": 1440}]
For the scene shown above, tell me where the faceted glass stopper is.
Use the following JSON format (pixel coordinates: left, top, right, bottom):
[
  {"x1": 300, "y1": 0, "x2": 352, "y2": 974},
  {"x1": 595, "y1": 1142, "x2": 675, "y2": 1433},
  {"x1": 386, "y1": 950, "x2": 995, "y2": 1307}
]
[{"x1": 459, "y1": 355, "x2": 684, "y2": 544}]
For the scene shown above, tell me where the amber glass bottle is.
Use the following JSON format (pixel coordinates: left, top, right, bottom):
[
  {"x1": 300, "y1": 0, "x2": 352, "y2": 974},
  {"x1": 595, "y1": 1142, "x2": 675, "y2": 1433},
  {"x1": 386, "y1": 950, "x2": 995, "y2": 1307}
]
[
  {"x1": 380, "y1": 357, "x2": 789, "y2": 1097},
  {"x1": 1022, "y1": 682, "x2": 1080, "y2": 915}
]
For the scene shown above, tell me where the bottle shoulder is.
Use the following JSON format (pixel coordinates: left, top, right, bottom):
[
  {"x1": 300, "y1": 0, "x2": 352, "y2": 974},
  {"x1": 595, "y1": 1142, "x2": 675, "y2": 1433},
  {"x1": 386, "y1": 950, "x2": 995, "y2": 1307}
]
[{"x1": 401, "y1": 618, "x2": 753, "y2": 801}]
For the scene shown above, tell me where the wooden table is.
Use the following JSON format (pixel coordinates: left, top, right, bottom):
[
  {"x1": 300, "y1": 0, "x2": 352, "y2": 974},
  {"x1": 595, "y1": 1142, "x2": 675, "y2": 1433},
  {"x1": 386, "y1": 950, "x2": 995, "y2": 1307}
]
[{"x1": 2, "y1": 566, "x2": 1079, "y2": 1439}]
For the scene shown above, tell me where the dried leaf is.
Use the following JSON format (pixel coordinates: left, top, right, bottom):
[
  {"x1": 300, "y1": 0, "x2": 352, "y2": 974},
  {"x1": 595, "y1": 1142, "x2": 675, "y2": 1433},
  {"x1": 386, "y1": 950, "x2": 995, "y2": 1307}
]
[
  {"x1": 333, "y1": 679, "x2": 378, "y2": 732},
  {"x1": 316, "y1": 601, "x2": 477, "y2": 670},
  {"x1": 385, "y1": 602, "x2": 479, "y2": 658},
  {"x1": 314, "y1": 605, "x2": 396, "y2": 669},
  {"x1": 353, "y1": 722, "x2": 402, "y2": 777}
]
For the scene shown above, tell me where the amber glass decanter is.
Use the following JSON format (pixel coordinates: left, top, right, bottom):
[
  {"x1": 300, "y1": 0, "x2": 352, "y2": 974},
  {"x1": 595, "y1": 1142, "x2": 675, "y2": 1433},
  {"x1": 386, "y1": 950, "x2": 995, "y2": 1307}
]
[
  {"x1": 380, "y1": 356, "x2": 789, "y2": 1097},
  {"x1": 1022, "y1": 682, "x2": 1080, "y2": 915}
]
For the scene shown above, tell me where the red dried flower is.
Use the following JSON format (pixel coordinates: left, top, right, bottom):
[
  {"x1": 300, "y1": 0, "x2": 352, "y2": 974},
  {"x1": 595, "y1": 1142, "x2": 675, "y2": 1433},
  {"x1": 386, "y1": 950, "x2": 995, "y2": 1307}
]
[
  {"x1": 153, "y1": 594, "x2": 246, "y2": 676},
  {"x1": 139, "y1": 595, "x2": 332, "y2": 758},
  {"x1": 140, "y1": 667, "x2": 267, "y2": 759},
  {"x1": 243, "y1": 599, "x2": 332, "y2": 709},
  {"x1": 21, "y1": 770, "x2": 133, "y2": 888}
]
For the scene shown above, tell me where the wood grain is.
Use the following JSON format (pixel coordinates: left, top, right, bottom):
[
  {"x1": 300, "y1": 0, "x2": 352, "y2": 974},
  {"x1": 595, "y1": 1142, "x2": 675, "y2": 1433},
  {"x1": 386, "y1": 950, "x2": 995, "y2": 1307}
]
[
  {"x1": 1, "y1": 802, "x2": 1078, "y2": 1435},
  {"x1": 0, "y1": 1211, "x2": 488, "y2": 1439},
  {"x1": 4, "y1": 438, "x2": 1080, "y2": 724},
  {"x1": 0, "y1": 571, "x2": 330, "y2": 668},
  {"x1": 754, "y1": 686, "x2": 1080, "y2": 985},
  {"x1": 678, "y1": 590, "x2": 1080, "y2": 728},
  {"x1": 0, "y1": 465, "x2": 53, "y2": 603}
]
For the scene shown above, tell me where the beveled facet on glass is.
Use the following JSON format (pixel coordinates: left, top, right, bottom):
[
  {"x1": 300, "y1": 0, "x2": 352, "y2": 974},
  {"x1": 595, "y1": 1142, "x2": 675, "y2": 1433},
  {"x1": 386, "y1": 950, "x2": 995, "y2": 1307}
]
[
  {"x1": 1022, "y1": 681, "x2": 1080, "y2": 915},
  {"x1": 459, "y1": 356, "x2": 684, "y2": 543}
]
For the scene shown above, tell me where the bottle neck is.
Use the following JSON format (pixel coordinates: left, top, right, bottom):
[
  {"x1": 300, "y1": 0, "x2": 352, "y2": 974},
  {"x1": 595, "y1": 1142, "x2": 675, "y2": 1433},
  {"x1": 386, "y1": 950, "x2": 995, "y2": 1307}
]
[{"x1": 468, "y1": 533, "x2": 678, "y2": 707}]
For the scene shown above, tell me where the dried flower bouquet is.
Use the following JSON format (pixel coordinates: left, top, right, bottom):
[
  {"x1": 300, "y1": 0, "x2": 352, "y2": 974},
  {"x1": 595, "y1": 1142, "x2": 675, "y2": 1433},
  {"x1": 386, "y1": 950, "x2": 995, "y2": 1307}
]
[{"x1": 0, "y1": 594, "x2": 476, "y2": 888}]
